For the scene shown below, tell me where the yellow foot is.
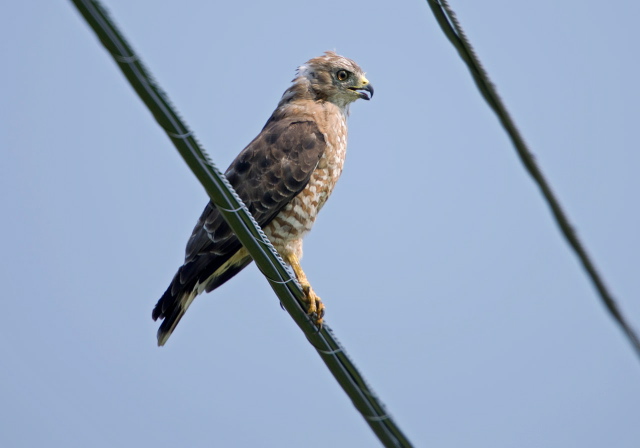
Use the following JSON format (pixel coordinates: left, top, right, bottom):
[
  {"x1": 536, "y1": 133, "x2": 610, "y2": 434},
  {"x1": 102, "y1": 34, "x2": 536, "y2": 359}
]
[
  {"x1": 300, "y1": 282, "x2": 325, "y2": 326},
  {"x1": 283, "y1": 251, "x2": 325, "y2": 326}
]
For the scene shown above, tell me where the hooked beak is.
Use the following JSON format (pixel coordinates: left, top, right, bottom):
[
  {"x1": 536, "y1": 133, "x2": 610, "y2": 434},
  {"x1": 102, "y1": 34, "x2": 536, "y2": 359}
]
[
  {"x1": 349, "y1": 76, "x2": 374, "y2": 100},
  {"x1": 354, "y1": 83, "x2": 374, "y2": 100}
]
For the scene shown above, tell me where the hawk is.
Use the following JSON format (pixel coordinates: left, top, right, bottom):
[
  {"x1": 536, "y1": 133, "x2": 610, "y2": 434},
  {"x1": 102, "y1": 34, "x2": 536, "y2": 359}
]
[{"x1": 153, "y1": 51, "x2": 373, "y2": 346}]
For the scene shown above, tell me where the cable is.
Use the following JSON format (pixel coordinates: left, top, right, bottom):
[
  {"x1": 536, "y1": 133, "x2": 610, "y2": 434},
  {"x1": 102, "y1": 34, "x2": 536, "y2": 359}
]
[{"x1": 426, "y1": 0, "x2": 640, "y2": 360}]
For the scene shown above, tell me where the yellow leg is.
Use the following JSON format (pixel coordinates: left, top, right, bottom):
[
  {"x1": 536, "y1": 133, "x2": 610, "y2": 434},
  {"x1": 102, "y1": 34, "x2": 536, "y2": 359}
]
[{"x1": 284, "y1": 252, "x2": 325, "y2": 325}]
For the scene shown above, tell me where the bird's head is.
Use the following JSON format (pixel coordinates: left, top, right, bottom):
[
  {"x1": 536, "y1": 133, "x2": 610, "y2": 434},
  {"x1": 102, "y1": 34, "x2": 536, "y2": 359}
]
[{"x1": 281, "y1": 51, "x2": 373, "y2": 112}]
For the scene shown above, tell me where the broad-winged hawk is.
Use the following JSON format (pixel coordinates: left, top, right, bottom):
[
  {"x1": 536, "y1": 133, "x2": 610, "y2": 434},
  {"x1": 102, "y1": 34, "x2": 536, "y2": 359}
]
[{"x1": 153, "y1": 51, "x2": 373, "y2": 345}]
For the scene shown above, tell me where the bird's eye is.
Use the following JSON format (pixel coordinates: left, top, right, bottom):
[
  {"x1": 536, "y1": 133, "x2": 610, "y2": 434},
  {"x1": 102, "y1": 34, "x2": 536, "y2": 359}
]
[{"x1": 336, "y1": 70, "x2": 349, "y2": 81}]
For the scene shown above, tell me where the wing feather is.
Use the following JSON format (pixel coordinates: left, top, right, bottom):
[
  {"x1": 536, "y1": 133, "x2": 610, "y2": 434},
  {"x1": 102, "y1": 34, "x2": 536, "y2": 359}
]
[{"x1": 186, "y1": 118, "x2": 326, "y2": 261}]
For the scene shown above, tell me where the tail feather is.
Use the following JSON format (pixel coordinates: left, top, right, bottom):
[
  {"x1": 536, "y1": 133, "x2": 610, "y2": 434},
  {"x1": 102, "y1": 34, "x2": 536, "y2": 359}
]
[
  {"x1": 154, "y1": 289, "x2": 197, "y2": 346},
  {"x1": 152, "y1": 253, "x2": 252, "y2": 346}
]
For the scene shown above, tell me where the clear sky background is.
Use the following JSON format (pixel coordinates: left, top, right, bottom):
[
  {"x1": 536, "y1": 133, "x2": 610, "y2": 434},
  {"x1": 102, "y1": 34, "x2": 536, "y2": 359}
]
[{"x1": 2, "y1": 1, "x2": 639, "y2": 447}]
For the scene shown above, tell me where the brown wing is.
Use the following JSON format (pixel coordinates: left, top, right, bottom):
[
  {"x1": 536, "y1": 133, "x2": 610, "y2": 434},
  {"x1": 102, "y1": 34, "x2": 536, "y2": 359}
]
[
  {"x1": 152, "y1": 118, "x2": 326, "y2": 338},
  {"x1": 185, "y1": 118, "x2": 326, "y2": 263}
]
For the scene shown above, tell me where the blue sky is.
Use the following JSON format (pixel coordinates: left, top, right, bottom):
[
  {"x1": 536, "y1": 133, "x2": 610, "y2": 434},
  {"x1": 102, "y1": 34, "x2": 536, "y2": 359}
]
[{"x1": 2, "y1": 1, "x2": 639, "y2": 447}]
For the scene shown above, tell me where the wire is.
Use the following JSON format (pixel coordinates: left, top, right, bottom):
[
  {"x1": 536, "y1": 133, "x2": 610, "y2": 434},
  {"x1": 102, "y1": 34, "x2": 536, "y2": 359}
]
[
  {"x1": 426, "y1": 0, "x2": 640, "y2": 360},
  {"x1": 70, "y1": 0, "x2": 415, "y2": 446}
]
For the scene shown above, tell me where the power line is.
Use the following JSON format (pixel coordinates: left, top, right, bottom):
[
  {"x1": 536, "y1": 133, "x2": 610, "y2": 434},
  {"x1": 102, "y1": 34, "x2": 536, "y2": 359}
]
[{"x1": 426, "y1": 0, "x2": 640, "y2": 360}]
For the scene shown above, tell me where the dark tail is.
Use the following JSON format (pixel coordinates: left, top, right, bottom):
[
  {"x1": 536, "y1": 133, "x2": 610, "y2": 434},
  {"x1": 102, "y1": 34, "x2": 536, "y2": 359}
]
[
  {"x1": 152, "y1": 257, "x2": 252, "y2": 346},
  {"x1": 152, "y1": 273, "x2": 198, "y2": 346}
]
